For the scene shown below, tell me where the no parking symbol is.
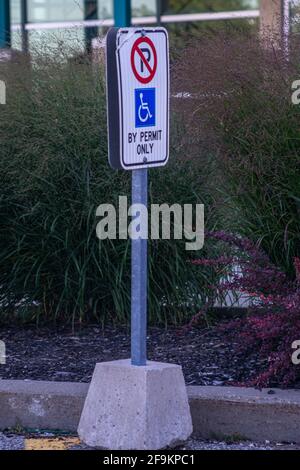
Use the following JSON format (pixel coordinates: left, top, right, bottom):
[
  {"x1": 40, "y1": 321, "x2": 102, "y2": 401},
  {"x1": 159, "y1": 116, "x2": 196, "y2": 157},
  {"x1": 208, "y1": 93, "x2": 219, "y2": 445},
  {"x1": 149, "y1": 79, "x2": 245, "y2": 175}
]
[
  {"x1": 131, "y1": 36, "x2": 157, "y2": 84},
  {"x1": 131, "y1": 37, "x2": 157, "y2": 128}
]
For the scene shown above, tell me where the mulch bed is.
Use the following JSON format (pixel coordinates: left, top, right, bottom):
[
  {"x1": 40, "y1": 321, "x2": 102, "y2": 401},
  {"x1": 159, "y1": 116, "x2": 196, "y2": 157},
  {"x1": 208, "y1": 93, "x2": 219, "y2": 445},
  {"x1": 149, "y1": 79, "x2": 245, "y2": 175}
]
[{"x1": 0, "y1": 323, "x2": 268, "y2": 386}]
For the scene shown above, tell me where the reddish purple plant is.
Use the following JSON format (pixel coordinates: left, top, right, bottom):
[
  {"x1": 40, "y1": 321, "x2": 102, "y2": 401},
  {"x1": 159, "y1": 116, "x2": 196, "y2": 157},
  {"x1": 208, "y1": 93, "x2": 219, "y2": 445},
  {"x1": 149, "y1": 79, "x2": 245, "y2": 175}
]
[{"x1": 191, "y1": 232, "x2": 300, "y2": 388}]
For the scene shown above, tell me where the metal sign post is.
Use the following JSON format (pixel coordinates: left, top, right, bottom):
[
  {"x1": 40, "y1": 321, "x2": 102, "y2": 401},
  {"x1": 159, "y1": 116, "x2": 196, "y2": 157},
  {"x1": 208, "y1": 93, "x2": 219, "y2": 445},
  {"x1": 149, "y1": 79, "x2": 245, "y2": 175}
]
[
  {"x1": 79, "y1": 7, "x2": 192, "y2": 449},
  {"x1": 131, "y1": 168, "x2": 148, "y2": 365},
  {"x1": 106, "y1": 26, "x2": 169, "y2": 367}
]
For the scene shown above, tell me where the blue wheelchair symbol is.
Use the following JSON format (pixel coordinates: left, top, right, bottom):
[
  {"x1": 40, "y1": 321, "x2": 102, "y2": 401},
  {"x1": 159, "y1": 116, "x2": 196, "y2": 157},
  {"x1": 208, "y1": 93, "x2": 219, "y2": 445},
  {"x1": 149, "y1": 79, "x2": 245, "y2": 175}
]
[{"x1": 135, "y1": 88, "x2": 155, "y2": 128}]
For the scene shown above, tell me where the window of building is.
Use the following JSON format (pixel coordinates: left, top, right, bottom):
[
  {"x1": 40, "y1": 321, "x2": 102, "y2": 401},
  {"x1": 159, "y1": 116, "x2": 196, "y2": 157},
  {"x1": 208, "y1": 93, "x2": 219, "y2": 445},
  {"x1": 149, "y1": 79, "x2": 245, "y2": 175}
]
[
  {"x1": 27, "y1": 0, "x2": 84, "y2": 22},
  {"x1": 9, "y1": 0, "x2": 261, "y2": 53},
  {"x1": 291, "y1": 0, "x2": 300, "y2": 30},
  {"x1": 160, "y1": 0, "x2": 259, "y2": 15}
]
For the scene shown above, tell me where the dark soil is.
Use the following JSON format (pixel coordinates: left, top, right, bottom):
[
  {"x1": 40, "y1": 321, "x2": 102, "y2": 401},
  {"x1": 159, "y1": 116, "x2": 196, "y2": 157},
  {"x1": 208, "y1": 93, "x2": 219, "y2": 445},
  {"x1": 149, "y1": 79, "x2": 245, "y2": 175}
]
[{"x1": 0, "y1": 323, "x2": 268, "y2": 385}]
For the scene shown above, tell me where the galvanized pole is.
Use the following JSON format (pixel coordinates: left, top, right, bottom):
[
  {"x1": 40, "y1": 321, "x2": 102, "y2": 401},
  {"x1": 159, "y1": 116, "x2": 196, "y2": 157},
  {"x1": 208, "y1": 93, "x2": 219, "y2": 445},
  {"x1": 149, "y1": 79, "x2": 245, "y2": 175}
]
[
  {"x1": 113, "y1": 0, "x2": 148, "y2": 366},
  {"x1": 0, "y1": 0, "x2": 11, "y2": 49},
  {"x1": 131, "y1": 169, "x2": 148, "y2": 366}
]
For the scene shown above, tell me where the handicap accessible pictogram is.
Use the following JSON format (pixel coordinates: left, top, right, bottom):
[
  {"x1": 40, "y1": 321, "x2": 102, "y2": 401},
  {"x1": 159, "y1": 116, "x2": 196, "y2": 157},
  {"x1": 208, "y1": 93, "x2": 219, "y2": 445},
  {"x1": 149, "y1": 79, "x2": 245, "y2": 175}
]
[{"x1": 135, "y1": 88, "x2": 155, "y2": 128}]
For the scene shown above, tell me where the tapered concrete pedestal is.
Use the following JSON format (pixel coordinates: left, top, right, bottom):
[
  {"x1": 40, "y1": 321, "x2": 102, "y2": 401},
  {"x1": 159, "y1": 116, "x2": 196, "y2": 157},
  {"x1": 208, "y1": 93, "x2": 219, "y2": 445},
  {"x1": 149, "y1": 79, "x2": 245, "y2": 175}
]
[{"x1": 78, "y1": 359, "x2": 192, "y2": 450}]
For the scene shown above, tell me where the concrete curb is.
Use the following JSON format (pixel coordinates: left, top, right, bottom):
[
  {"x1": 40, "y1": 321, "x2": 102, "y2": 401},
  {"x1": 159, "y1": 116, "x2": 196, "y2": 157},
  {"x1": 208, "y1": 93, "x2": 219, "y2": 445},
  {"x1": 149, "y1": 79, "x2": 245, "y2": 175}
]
[
  {"x1": 0, "y1": 380, "x2": 300, "y2": 443},
  {"x1": 0, "y1": 380, "x2": 88, "y2": 431},
  {"x1": 189, "y1": 386, "x2": 300, "y2": 443}
]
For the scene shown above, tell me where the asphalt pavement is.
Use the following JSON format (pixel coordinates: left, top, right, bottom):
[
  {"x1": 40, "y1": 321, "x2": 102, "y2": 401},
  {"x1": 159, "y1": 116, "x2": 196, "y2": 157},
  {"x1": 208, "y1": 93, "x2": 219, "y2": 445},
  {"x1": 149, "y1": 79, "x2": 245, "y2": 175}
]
[{"x1": 0, "y1": 433, "x2": 299, "y2": 451}]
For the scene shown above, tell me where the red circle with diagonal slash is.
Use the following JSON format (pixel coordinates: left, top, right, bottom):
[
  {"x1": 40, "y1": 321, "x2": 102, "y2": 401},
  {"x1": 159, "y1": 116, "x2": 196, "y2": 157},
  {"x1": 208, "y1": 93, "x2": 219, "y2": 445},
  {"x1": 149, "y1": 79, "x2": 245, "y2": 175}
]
[{"x1": 131, "y1": 36, "x2": 157, "y2": 84}]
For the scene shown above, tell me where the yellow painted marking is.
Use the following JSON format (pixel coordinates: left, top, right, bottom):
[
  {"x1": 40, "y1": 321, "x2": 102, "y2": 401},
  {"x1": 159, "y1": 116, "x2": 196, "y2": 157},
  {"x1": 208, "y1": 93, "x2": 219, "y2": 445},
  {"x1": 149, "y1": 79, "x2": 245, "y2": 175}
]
[{"x1": 25, "y1": 437, "x2": 80, "y2": 450}]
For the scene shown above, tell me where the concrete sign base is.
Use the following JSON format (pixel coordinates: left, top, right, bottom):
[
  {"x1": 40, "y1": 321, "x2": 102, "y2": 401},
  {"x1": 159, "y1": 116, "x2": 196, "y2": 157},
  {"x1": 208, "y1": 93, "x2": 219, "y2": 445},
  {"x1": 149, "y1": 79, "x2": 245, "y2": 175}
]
[{"x1": 77, "y1": 359, "x2": 192, "y2": 450}]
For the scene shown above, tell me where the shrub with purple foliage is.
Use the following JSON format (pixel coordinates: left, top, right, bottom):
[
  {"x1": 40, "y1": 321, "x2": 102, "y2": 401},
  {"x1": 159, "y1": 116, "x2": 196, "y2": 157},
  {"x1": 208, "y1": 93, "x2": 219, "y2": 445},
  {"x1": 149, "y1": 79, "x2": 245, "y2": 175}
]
[{"x1": 191, "y1": 232, "x2": 300, "y2": 388}]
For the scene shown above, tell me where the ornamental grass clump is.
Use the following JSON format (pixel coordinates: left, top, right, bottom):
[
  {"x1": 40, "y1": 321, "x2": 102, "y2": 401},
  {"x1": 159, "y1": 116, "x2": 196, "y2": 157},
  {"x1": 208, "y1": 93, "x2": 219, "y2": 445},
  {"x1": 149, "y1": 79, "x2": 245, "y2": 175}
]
[
  {"x1": 0, "y1": 35, "x2": 220, "y2": 326},
  {"x1": 173, "y1": 30, "x2": 300, "y2": 278}
]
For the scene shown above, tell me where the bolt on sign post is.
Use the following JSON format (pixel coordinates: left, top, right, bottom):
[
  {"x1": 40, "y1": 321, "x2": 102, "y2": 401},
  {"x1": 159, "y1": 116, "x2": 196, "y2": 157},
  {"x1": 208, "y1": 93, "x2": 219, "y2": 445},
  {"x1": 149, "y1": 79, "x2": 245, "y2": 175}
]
[{"x1": 106, "y1": 27, "x2": 170, "y2": 365}]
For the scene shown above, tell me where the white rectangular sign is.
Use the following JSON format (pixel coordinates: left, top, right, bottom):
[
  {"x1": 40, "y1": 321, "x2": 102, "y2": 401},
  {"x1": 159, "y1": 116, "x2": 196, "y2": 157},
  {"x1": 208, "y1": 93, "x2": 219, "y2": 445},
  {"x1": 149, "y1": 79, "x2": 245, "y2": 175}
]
[{"x1": 106, "y1": 27, "x2": 169, "y2": 170}]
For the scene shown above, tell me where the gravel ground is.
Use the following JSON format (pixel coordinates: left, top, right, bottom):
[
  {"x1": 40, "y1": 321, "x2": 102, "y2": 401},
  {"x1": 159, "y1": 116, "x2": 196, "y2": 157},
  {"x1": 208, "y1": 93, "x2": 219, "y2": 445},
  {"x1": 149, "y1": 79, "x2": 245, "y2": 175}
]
[
  {"x1": 182, "y1": 437, "x2": 300, "y2": 451},
  {"x1": 0, "y1": 324, "x2": 269, "y2": 386},
  {"x1": 0, "y1": 433, "x2": 24, "y2": 450},
  {"x1": 0, "y1": 432, "x2": 299, "y2": 451},
  {"x1": 1, "y1": 325, "x2": 299, "y2": 451}
]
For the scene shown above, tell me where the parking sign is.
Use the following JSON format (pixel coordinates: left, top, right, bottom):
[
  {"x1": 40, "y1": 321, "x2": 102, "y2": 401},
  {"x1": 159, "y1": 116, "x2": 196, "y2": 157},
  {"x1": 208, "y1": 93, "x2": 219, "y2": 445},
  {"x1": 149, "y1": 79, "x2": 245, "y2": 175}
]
[{"x1": 106, "y1": 27, "x2": 169, "y2": 170}]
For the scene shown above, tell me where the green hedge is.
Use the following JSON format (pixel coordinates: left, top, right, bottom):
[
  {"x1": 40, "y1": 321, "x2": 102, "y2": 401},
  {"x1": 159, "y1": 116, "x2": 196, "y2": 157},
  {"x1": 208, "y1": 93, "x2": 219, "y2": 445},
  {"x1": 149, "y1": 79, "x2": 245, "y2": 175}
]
[
  {"x1": 0, "y1": 49, "x2": 219, "y2": 325},
  {"x1": 174, "y1": 31, "x2": 300, "y2": 278}
]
